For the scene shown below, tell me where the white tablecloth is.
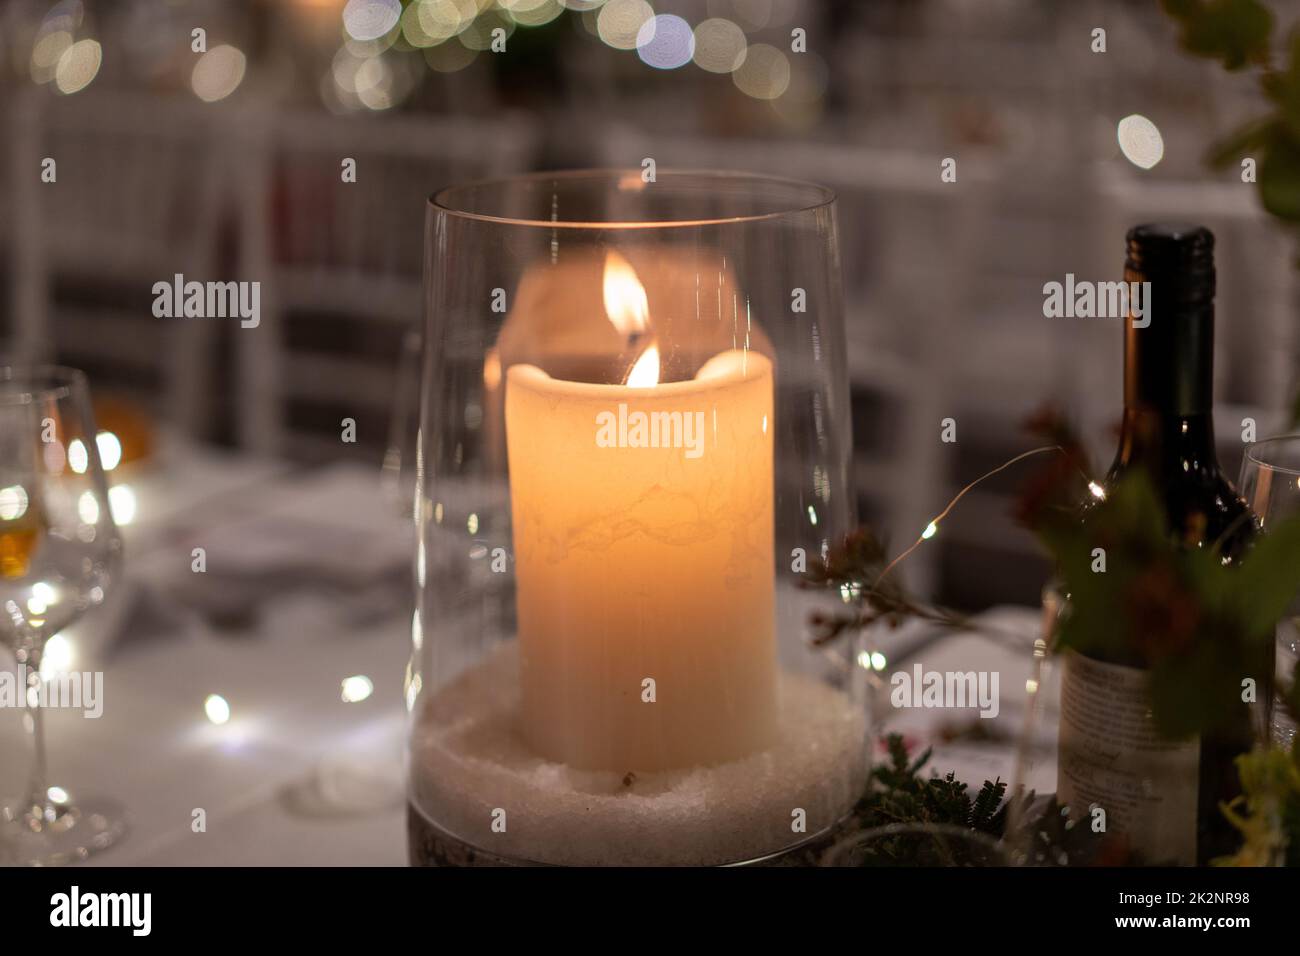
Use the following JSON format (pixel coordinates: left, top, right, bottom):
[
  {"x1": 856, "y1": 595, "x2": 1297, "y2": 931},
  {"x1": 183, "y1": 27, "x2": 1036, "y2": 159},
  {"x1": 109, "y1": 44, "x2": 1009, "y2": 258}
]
[
  {"x1": 1, "y1": 438, "x2": 1051, "y2": 866},
  {"x1": 1, "y1": 439, "x2": 413, "y2": 866}
]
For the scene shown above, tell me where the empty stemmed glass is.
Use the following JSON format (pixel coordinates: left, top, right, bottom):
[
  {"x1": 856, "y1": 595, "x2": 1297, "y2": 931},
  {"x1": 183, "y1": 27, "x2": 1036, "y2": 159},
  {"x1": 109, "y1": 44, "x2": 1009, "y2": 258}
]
[
  {"x1": 1239, "y1": 435, "x2": 1300, "y2": 748},
  {"x1": 0, "y1": 366, "x2": 124, "y2": 865}
]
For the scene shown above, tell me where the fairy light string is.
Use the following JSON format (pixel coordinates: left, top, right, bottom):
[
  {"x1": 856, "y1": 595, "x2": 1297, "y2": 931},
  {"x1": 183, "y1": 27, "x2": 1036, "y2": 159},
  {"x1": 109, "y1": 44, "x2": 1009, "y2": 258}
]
[{"x1": 871, "y1": 445, "x2": 1069, "y2": 591}]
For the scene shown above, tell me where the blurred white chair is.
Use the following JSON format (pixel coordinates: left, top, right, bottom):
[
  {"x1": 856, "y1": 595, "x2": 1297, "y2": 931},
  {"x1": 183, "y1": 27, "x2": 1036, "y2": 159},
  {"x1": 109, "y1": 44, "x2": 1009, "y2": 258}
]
[
  {"x1": 234, "y1": 108, "x2": 540, "y2": 459},
  {"x1": 6, "y1": 87, "x2": 227, "y2": 435}
]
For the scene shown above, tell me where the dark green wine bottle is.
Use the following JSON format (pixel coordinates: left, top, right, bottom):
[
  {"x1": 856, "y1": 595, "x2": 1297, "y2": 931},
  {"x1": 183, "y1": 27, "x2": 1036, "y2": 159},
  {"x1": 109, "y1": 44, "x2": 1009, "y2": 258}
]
[{"x1": 1057, "y1": 223, "x2": 1264, "y2": 866}]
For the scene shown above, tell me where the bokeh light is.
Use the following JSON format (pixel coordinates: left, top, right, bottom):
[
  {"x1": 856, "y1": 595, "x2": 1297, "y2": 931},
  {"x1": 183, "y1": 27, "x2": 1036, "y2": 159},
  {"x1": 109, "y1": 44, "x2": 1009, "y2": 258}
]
[
  {"x1": 342, "y1": 0, "x2": 402, "y2": 42},
  {"x1": 68, "y1": 438, "x2": 88, "y2": 474},
  {"x1": 0, "y1": 485, "x2": 29, "y2": 521},
  {"x1": 41, "y1": 0, "x2": 84, "y2": 32},
  {"x1": 597, "y1": 0, "x2": 653, "y2": 51},
  {"x1": 402, "y1": 0, "x2": 465, "y2": 47},
  {"x1": 204, "y1": 693, "x2": 231, "y2": 725},
  {"x1": 30, "y1": 30, "x2": 73, "y2": 85},
  {"x1": 192, "y1": 45, "x2": 247, "y2": 102},
  {"x1": 341, "y1": 675, "x2": 375, "y2": 703},
  {"x1": 1117, "y1": 114, "x2": 1164, "y2": 170},
  {"x1": 356, "y1": 56, "x2": 396, "y2": 109},
  {"x1": 77, "y1": 490, "x2": 99, "y2": 525},
  {"x1": 458, "y1": 11, "x2": 515, "y2": 52},
  {"x1": 637, "y1": 14, "x2": 694, "y2": 70},
  {"x1": 732, "y1": 42, "x2": 789, "y2": 100},
  {"x1": 109, "y1": 484, "x2": 137, "y2": 525},
  {"x1": 40, "y1": 633, "x2": 74, "y2": 678},
  {"x1": 55, "y1": 38, "x2": 101, "y2": 95},
  {"x1": 327, "y1": 42, "x2": 422, "y2": 111},
  {"x1": 93, "y1": 432, "x2": 121, "y2": 472},
  {"x1": 692, "y1": 18, "x2": 747, "y2": 73},
  {"x1": 505, "y1": 0, "x2": 565, "y2": 28},
  {"x1": 343, "y1": 31, "x2": 397, "y2": 57}
]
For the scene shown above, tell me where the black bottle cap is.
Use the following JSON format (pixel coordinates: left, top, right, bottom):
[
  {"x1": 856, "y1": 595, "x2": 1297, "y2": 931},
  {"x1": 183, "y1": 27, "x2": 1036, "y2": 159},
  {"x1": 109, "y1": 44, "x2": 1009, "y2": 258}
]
[
  {"x1": 1124, "y1": 223, "x2": 1215, "y2": 305},
  {"x1": 1122, "y1": 223, "x2": 1215, "y2": 416}
]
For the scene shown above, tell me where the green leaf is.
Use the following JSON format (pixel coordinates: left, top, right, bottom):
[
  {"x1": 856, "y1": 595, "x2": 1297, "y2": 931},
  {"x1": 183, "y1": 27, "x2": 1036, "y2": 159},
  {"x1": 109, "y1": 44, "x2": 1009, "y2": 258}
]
[
  {"x1": 1040, "y1": 475, "x2": 1177, "y2": 662},
  {"x1": 1147, "y1": 624, "x2": 1246, "y2": 736},
  {"x1": 1259, "y1": 134, "x2": 1300, "y2": 221},
  {"x1": 1262, "y1": 26, "x2": 1300, "y2": 127},
  {"x1": 1166, "y1": 0, "x2": 1275, "y2": 70},
  {"x1": 1162, "y1": 0, "x2": 1200, "y2": 18}
]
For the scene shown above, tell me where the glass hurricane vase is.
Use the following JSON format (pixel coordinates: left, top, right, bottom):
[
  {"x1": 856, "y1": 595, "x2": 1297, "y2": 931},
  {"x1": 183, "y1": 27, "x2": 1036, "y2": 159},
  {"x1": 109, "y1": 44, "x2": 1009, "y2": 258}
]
[{"x1": 406, "y1": 170, "x2": 867, "y2": 866}]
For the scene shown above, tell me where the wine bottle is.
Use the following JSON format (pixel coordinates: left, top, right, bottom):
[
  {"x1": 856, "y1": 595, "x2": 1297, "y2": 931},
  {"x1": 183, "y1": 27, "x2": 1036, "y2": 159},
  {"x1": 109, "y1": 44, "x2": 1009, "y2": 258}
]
[{"x1": 1055, "y1": 223, "x2": 1263, "y2": 866}]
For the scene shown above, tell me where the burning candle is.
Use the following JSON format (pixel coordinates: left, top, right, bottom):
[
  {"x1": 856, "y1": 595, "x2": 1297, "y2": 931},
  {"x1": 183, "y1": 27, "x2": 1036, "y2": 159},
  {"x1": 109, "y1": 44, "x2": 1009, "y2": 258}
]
[{"x1": 504, "y1": 258, "x2": 777, "y2": 772}]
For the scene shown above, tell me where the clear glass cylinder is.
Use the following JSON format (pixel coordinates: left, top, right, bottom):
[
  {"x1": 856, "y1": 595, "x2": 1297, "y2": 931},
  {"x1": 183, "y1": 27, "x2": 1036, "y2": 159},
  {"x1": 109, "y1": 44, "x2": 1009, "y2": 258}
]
[{"x1": 408, "y1": 170, "x2": 867, "y2": 866}]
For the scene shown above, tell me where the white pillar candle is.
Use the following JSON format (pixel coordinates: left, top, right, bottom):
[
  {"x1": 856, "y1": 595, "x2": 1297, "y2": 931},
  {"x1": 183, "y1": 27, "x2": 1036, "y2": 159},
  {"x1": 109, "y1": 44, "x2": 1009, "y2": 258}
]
[{"x1": 505, "y1": 348, "x2": 777, "y2": 772}]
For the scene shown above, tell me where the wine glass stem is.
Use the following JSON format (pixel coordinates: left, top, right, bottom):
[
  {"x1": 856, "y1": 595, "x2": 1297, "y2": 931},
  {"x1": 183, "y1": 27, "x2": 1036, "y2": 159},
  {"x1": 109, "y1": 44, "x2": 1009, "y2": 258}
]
[{"x1": 22, "y1": 646, "x2": 50, "y2": 818}]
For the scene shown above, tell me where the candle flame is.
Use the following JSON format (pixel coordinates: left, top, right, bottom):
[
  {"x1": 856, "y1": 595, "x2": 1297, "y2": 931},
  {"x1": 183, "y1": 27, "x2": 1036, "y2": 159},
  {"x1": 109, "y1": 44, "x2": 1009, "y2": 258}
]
[
  {"x1": 602, "y1": 251, "x2": 649, "y2": 338},
  {"x1": 626, "y1": 345, "x2": 659, "y2": 388}
]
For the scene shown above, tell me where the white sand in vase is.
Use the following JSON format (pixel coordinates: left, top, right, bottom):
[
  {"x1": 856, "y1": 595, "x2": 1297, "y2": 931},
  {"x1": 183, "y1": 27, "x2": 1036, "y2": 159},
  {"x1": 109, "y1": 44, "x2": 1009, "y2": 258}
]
[{"x1": 409, "y1": 643, "x2": 868, "y2": 866}]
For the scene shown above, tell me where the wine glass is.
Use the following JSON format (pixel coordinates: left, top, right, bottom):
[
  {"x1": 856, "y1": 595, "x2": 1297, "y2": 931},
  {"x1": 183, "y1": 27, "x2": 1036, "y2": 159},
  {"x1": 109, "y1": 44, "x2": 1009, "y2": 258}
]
[
  {"x1": 0, "y1": 366, "x2": 124, "y2": 865},
  {"x1": 1239, "y1": 435, "x2": 1300, "y2": 748}
]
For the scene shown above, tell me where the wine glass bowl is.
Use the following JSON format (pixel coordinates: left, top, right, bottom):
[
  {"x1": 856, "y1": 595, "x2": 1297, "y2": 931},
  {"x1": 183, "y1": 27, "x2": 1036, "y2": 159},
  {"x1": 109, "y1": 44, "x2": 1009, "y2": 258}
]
[
  {"x1": 0, "y1": 366, "x2": 124, "y2": 865},
  {"x1": 1239, "y1": 434, "x2": 1300, "y2": 749}
]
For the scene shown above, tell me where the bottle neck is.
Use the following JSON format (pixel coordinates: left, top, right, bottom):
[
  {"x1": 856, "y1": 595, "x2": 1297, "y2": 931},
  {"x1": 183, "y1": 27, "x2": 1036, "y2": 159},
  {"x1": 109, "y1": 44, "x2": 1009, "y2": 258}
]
[
  {"x1": 1116, "y1": 284, "x2": 1218, "y2": 476},
  {"x1": 1122, "y1": 296, "x2": 1214, "y2": 417},
  {"x1": 1111, "y1": 406, "x2": 1219, "y2": 479}
]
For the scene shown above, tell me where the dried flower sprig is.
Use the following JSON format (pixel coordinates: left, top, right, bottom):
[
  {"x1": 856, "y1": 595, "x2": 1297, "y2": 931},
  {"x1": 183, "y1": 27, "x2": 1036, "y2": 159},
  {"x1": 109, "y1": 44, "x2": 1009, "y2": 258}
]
[{"x1": 802, "y1": 406, "x2": 1089, "y2": 650}]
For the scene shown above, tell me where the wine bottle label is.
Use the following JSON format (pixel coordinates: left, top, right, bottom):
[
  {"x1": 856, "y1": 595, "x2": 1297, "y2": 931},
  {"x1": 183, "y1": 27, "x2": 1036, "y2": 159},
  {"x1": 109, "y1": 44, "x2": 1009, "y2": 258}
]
[{"x1": 1056, "y1": 650, "x2": 1199, "y2": 865}]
